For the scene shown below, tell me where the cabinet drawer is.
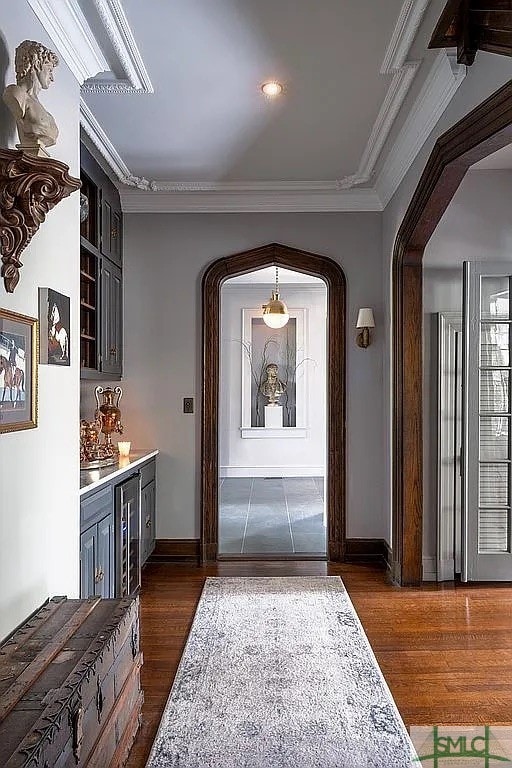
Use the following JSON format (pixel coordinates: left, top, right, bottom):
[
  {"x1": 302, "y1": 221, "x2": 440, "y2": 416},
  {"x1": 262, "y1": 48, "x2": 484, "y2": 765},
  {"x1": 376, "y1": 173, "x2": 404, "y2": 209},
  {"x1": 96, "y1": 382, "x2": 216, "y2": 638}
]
[
  {"x1": 81, "y1": 484, "x2": 113, "y2": 530},
  {"x1": 140, "y1": 459, "x2": 155, "y2": 488}
]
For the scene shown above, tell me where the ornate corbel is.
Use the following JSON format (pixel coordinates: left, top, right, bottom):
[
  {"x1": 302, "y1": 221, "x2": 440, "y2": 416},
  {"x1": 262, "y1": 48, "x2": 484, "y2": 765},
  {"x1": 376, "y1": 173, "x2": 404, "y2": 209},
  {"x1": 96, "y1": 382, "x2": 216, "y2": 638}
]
[{"x1": 0, "y1": 148, "x2": 81, "y2": 292}]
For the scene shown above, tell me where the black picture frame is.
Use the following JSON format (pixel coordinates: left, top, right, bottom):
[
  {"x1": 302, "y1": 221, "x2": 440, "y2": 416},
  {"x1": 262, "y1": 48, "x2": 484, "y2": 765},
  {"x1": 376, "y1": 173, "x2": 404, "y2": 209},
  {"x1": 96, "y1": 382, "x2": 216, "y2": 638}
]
[{"x1": 39, "y1": 288, "x2": 70, "y2": 366}]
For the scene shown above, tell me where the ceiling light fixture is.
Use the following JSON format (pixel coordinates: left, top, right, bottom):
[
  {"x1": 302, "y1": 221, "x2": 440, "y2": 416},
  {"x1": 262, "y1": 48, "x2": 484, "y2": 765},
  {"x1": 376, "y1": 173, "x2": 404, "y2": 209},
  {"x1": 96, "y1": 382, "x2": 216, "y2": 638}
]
[
  {"x1": 262, "y1": 267, "x2": 289, "y2": 328},
  {"x1": 261, "y1": 80, "x2": 283, "y2": 98}
]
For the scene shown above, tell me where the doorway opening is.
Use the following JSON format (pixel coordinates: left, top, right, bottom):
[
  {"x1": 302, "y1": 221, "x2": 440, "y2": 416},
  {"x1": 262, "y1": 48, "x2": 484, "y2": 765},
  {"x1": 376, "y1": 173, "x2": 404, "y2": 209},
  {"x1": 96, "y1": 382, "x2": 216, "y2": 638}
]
[
  {"x1": 201, "y1": 243, "x2": 346, "y2": 563},
  {"x1": 218, "y1": 267, "x2": 327, "y2": 557},
  {"x1": 392, "y1": 81, "x2": 512, "y2": 585}
]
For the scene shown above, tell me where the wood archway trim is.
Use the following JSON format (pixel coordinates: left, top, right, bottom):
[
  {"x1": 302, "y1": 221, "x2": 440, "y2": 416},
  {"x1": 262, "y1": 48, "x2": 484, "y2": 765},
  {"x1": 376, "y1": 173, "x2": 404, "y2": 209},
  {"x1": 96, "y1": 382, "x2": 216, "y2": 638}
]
[
  {"x1": 201, "y1": 243, "x2": 346, "y2": 563},
  {"x1": 393, "y1": 80, "x2": 512, "y2": 586}
]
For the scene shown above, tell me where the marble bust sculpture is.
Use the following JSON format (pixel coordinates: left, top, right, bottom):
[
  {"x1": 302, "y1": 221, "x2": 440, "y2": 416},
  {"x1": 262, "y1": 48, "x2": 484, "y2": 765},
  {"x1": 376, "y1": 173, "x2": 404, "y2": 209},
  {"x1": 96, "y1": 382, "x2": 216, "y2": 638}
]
[
  {"x1": 260, "y1": 363, "x2": 286, "y2": 406},
  {"x1": 3, "y1": 40, "x2": 59, "y2": 157}
]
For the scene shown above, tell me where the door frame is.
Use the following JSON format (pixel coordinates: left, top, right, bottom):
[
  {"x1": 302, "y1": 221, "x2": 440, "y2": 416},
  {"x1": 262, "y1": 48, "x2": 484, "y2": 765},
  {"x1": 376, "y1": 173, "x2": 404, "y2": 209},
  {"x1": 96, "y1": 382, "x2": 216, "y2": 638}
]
[
  {"x1": 392, "y1": 80, "x2": 512, "y2": 586},
  {"x1": 201, "y1": 243, "x2": 346, "y2": 563}
]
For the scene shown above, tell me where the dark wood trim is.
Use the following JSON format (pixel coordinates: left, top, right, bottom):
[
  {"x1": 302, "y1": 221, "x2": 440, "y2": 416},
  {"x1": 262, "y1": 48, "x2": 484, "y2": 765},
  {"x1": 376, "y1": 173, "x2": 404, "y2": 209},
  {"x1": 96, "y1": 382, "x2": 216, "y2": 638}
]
[
  {"x1": 430, "y1": 1, "x2": 512, "y2": 65},
  {"x1": 345, "y1": 538, "x2": 390, "y2": 566},
  {"x1": 201, "y1": 243, "x2": 346, "y2": 564},
  {"x1": 149, "y1": 539, "x2": 200, "y2": 562},
  {"x1": 392, "y1": 80, "x2": 512, "y2": 586}
]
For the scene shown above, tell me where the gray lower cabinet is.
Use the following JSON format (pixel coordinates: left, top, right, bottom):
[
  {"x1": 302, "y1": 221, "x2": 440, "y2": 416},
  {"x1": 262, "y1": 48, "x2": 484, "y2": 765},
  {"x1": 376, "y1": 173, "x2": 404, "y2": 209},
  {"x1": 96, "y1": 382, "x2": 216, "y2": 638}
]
[
  {"x1": 141, "y1": 459, "x2": 156, "y2": 565},
  {"x1": 80, "y1": 458, "x2": 156, "y2": 599},
  {"x1": 141, "y1": 479, "x2": 156, "y2": 564},
  {"x1": 80, "y1": 485, "x2": 114, "y2": 598}
]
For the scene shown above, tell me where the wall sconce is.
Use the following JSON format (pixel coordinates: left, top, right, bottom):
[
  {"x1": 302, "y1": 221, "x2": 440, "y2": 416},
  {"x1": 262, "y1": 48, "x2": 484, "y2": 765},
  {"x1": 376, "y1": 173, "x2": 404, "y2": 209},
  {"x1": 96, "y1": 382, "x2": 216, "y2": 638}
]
[{"x1": 356, "y1": 308, "x2": 375, "y2": 348}]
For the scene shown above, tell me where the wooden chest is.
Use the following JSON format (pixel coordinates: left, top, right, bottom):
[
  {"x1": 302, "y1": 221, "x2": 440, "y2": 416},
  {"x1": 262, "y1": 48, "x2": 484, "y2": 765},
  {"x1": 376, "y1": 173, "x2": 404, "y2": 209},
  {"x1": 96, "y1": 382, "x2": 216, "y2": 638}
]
[{"x1": 0, "y1": 596, "x2": 143, "y2": 768}]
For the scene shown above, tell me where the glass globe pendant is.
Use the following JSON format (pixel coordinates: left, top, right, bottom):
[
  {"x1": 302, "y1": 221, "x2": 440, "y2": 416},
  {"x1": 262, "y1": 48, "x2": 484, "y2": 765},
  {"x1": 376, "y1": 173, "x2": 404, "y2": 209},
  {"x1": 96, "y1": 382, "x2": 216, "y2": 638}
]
[{"x1": 262, "y1": 267, "x2": 289, "y2": 328}]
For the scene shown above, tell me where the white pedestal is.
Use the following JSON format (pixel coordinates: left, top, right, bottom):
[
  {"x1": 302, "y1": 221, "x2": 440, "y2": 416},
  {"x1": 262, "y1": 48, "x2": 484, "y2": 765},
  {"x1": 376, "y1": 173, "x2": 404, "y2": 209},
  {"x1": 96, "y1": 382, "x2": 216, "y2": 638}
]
[{"x1": 265, "y1": 405, "x2": 283, "y2": 428}]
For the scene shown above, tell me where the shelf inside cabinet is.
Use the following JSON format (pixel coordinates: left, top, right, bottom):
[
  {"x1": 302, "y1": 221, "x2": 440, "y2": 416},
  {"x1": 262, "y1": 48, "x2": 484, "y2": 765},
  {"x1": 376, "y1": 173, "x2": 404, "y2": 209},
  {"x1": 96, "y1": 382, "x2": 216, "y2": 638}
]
[{"x1": 80, "y1": 171, "x2": 99, "y2": 247}]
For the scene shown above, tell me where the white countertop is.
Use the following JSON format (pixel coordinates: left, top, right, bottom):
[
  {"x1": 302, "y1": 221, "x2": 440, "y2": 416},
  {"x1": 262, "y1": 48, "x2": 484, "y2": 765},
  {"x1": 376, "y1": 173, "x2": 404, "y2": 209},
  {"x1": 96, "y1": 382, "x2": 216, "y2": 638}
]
[{"x1": 80, "y1": 449, "x2": 159, "y2": 496}]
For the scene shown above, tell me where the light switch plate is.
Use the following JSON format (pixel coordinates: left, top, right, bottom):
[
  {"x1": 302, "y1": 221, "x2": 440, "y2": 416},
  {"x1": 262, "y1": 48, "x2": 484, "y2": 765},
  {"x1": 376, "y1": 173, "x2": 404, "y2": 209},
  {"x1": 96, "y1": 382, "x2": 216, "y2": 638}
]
[{"x1": 183, "y1": 397, "x2": 194, "y2": 414}]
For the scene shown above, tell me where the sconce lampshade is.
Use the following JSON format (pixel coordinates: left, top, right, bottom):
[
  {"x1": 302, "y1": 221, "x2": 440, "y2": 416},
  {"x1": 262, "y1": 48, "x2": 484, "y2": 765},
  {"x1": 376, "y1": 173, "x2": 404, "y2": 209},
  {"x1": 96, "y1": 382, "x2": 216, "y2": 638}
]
[
  {"x1": 263, "y1": 291, "x2": 290, "y2": 329},
  {"x1": 356, "y1": 308, "x2": 375, "y2": 329}
]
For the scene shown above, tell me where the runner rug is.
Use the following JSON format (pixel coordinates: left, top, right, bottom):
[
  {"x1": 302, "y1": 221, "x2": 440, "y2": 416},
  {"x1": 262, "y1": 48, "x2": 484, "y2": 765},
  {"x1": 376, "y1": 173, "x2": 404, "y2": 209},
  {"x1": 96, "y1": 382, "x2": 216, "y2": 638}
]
[{"x1": 146, "y1": 576, "x2": 416, "y2": 767}]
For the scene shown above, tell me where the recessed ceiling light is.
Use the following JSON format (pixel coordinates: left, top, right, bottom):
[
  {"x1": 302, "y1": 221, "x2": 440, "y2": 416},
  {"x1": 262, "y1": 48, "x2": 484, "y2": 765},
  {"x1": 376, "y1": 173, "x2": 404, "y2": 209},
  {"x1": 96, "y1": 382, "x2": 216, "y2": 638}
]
[{"x1": 261, "y1": 80, "x2": 283, "y2": 98}]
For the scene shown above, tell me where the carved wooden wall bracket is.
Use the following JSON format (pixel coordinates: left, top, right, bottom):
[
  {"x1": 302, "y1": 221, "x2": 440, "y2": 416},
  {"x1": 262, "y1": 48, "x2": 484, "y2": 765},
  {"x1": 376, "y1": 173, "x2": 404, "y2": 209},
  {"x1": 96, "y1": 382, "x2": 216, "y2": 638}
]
[
  {"x1": 430, "y1": 1, "x2": 512, "y2": 65},
  {"x1": 0, "y1": 148, "x2": 81, "y2": 292}
]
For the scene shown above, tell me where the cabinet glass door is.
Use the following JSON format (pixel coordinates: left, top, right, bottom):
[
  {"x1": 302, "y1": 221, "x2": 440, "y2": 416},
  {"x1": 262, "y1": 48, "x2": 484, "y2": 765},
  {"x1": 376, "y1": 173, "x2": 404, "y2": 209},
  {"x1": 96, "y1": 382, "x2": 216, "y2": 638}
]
[{"x1": 463, "y1": 262, "x2": 512, "y2": 580}]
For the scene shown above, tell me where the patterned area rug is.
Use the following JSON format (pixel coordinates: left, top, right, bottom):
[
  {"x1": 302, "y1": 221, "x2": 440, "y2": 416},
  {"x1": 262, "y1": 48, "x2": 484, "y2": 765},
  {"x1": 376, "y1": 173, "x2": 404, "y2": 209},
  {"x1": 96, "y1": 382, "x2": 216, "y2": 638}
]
[{"x1": 146, "y1": 576, "x2": 417, "y2": 767}]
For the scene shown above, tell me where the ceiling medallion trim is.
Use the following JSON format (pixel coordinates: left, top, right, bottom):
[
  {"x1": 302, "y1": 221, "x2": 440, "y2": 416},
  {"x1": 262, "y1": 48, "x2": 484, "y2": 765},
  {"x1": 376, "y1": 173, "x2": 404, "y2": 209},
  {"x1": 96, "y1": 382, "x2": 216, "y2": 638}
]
[
  {"x1": 26, "y1": 0, "x2": 108, "y2": 84},
  {"x1": 375, "y1": 52, "x2": 466, "y2": 207},
  {"x1": 337, "y1": 0, "x2": 430, "y2": 190}
]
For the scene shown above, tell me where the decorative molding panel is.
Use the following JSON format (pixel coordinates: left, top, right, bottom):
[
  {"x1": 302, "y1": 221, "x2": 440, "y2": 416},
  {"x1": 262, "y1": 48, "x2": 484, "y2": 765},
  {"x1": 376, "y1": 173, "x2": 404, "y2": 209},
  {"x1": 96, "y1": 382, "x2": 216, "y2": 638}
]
[
  {"x1": 382, "y1": 0, "x2": 431, "y2": 71},
  {"x1": 82, "y1": 0, "x2": 154, "y2": 93},
  {"x1": 337, "y1": 0, "x2": 430, "y2": 190},
  {"x1": 26, "y1": 0, "x2": 108, "y2": 84},
  {"x1": 28, "y1": 0, "x2": 153, "y2": 93},
  {"x1": 119, "y1": 186, "x2": 383, "y2": 213},
  {"x1": 375, "y1": 52, "x2": 466, "y2": 206}
]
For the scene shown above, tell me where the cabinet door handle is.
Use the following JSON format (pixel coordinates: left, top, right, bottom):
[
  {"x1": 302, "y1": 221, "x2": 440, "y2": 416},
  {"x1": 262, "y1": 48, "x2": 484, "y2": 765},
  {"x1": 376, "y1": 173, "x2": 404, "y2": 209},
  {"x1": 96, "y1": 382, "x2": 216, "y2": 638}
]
[
  {"x1": 94, "y1": 567, "x2": 104, "y2": 583},
  {"x1": 145, "y1": 516, "x2": 151, "y2": 528},
  {"x1": 109, "y1": 347, "x2": 117, "y2": 357},
  {"x1": 111, "y1": 228, "x2": 118, "y2": 239}
]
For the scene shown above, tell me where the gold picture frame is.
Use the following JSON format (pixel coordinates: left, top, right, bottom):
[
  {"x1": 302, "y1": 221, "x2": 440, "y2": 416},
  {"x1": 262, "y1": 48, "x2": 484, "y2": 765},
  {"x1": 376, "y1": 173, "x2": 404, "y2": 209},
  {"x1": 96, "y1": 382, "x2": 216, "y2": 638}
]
[{"x1": 0, "y1": 308, "x2": 38, "y2": 433}]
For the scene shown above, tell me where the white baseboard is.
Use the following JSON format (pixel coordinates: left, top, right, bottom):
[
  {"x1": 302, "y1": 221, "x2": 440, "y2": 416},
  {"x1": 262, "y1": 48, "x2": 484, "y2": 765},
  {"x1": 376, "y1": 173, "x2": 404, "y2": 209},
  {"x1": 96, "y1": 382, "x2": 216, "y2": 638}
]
[
  {"x1": 422, "y1": 556, "x2": 437, "y2": 582},
  {"x1": 220, "y1": 466, "x2": 325, "y2": 478}
]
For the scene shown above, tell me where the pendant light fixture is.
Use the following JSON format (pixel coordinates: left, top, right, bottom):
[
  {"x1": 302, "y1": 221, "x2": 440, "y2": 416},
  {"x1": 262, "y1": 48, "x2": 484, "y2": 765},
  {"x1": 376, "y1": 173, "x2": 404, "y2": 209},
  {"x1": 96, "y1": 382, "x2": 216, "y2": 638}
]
[{"x1": 262, "y1": 266, "x2": 289, "y2": 328}]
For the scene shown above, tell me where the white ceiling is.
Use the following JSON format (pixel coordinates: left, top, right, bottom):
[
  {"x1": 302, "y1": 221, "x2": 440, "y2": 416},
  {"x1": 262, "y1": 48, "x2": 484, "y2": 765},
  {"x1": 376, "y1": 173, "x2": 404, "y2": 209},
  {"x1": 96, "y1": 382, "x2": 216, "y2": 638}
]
[
  {"x1": 83, "y1": 0, "x2": 403, "y2": 183},
  {"x1": 28, "y1": 0, "x2": 471, "y2": 211}
]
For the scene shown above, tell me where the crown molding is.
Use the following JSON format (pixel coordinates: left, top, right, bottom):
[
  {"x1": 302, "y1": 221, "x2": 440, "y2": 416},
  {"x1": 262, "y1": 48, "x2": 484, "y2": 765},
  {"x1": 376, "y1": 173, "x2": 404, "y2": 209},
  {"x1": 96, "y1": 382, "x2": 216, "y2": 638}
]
[
  {"x1": 119, "y1": 186, "x2": 383, "y2": 214},
  {"x1": 337, "y1": 0, "x2": 430, "y2": 190},
  {"x1": 80, "y1": 99, "x2": 150, "y2": 188},
  {"x1": 26, "y1": 0, "x2": 108, "y2": 84},
  {"x1": 375, "y1": 52, "x2": 466, "y2": 207},
  {"x1": 81, "y1": 0, "x2": 154, "y2": 93},
  {"x1": 27, "y1": 0, "x2": 152, "y2": 93},
  {"x1": 381, "y1": 0, "x2": 431, "y2": 72}
]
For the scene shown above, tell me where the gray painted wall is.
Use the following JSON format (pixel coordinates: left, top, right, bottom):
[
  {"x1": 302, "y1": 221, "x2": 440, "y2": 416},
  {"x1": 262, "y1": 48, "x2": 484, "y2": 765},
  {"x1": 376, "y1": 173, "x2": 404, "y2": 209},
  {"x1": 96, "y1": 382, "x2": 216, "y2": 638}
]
[{"x1": 121, "y1": 213, "x2": 384, "y2": 541}]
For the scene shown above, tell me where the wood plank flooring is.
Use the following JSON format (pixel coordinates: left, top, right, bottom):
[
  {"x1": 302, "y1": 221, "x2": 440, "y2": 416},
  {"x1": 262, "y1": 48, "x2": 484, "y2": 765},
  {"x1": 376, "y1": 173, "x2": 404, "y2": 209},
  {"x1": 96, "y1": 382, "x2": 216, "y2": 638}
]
[{"x1": 126, "y1": 561, "x2": 512, "y2": 767}]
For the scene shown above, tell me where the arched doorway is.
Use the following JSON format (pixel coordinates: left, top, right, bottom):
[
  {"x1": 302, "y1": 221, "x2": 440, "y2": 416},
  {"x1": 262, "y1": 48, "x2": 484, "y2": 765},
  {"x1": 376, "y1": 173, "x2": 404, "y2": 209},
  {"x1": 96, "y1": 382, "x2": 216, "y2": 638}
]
[
  {"x1": 201, "y1": 243, "x2": 346, "y2": 563},
  {"x1": 392, "y1": 81, "x2": 512, "y2": 585}
]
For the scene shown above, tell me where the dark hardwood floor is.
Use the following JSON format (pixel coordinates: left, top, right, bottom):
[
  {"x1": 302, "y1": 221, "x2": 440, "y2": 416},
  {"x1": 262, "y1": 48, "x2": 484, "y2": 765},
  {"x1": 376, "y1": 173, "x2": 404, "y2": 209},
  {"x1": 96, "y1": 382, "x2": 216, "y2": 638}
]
[{"x1": 126, "y1": 561, "x2": 512, "y2": 767}]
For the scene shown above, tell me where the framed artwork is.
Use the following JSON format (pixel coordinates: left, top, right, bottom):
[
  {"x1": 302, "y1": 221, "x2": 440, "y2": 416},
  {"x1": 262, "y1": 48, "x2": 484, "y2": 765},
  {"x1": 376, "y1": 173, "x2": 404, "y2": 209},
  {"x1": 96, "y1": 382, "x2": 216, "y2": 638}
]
[
  {"x1": 39, "y1": 288, "x2": 70, "y2": 366},
  {"x1": 0, "y1": 308, "x2": 38, "y2": 433}
]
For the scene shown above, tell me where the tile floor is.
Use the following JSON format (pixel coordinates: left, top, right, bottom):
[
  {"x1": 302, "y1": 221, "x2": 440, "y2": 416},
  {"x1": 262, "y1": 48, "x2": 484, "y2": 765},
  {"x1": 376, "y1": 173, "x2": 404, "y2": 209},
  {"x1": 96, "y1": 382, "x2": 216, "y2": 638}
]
[{"x1": 219, "y1": 476, "x2": 326, "y2": 555}]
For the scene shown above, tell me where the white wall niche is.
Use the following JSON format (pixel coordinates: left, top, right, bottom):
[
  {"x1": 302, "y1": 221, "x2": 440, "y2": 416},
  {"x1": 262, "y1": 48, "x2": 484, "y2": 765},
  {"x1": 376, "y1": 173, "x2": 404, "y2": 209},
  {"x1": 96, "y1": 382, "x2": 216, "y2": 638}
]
[{"x1": 241, "y1": 307, "x2": 308, "y2": 436}]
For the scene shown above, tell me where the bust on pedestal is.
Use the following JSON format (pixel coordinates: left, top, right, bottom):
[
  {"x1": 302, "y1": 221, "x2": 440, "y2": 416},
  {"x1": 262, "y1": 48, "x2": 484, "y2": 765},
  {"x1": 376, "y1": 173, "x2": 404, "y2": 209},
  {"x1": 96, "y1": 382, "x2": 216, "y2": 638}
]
[{"x1": 260, "y1": 363, "x2": 286, "y2": 428}]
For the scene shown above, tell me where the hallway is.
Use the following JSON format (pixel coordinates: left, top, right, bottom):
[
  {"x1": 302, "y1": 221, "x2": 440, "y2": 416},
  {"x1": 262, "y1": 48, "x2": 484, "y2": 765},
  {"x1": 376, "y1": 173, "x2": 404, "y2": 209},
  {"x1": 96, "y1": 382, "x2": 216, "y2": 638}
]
[
  {"x1": 126, "y1": 561, "x2": 512, "y2": 767},
  {"x1": 219, "y1": 477, "x2": 326, "y2": 555}
]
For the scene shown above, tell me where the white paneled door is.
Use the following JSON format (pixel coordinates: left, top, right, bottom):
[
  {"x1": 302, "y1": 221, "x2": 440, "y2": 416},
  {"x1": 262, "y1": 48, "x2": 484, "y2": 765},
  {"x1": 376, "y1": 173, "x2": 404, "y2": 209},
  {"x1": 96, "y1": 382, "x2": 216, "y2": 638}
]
[{"x1": 463, "y1": 262, "x2": 512, "y2": 581}]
